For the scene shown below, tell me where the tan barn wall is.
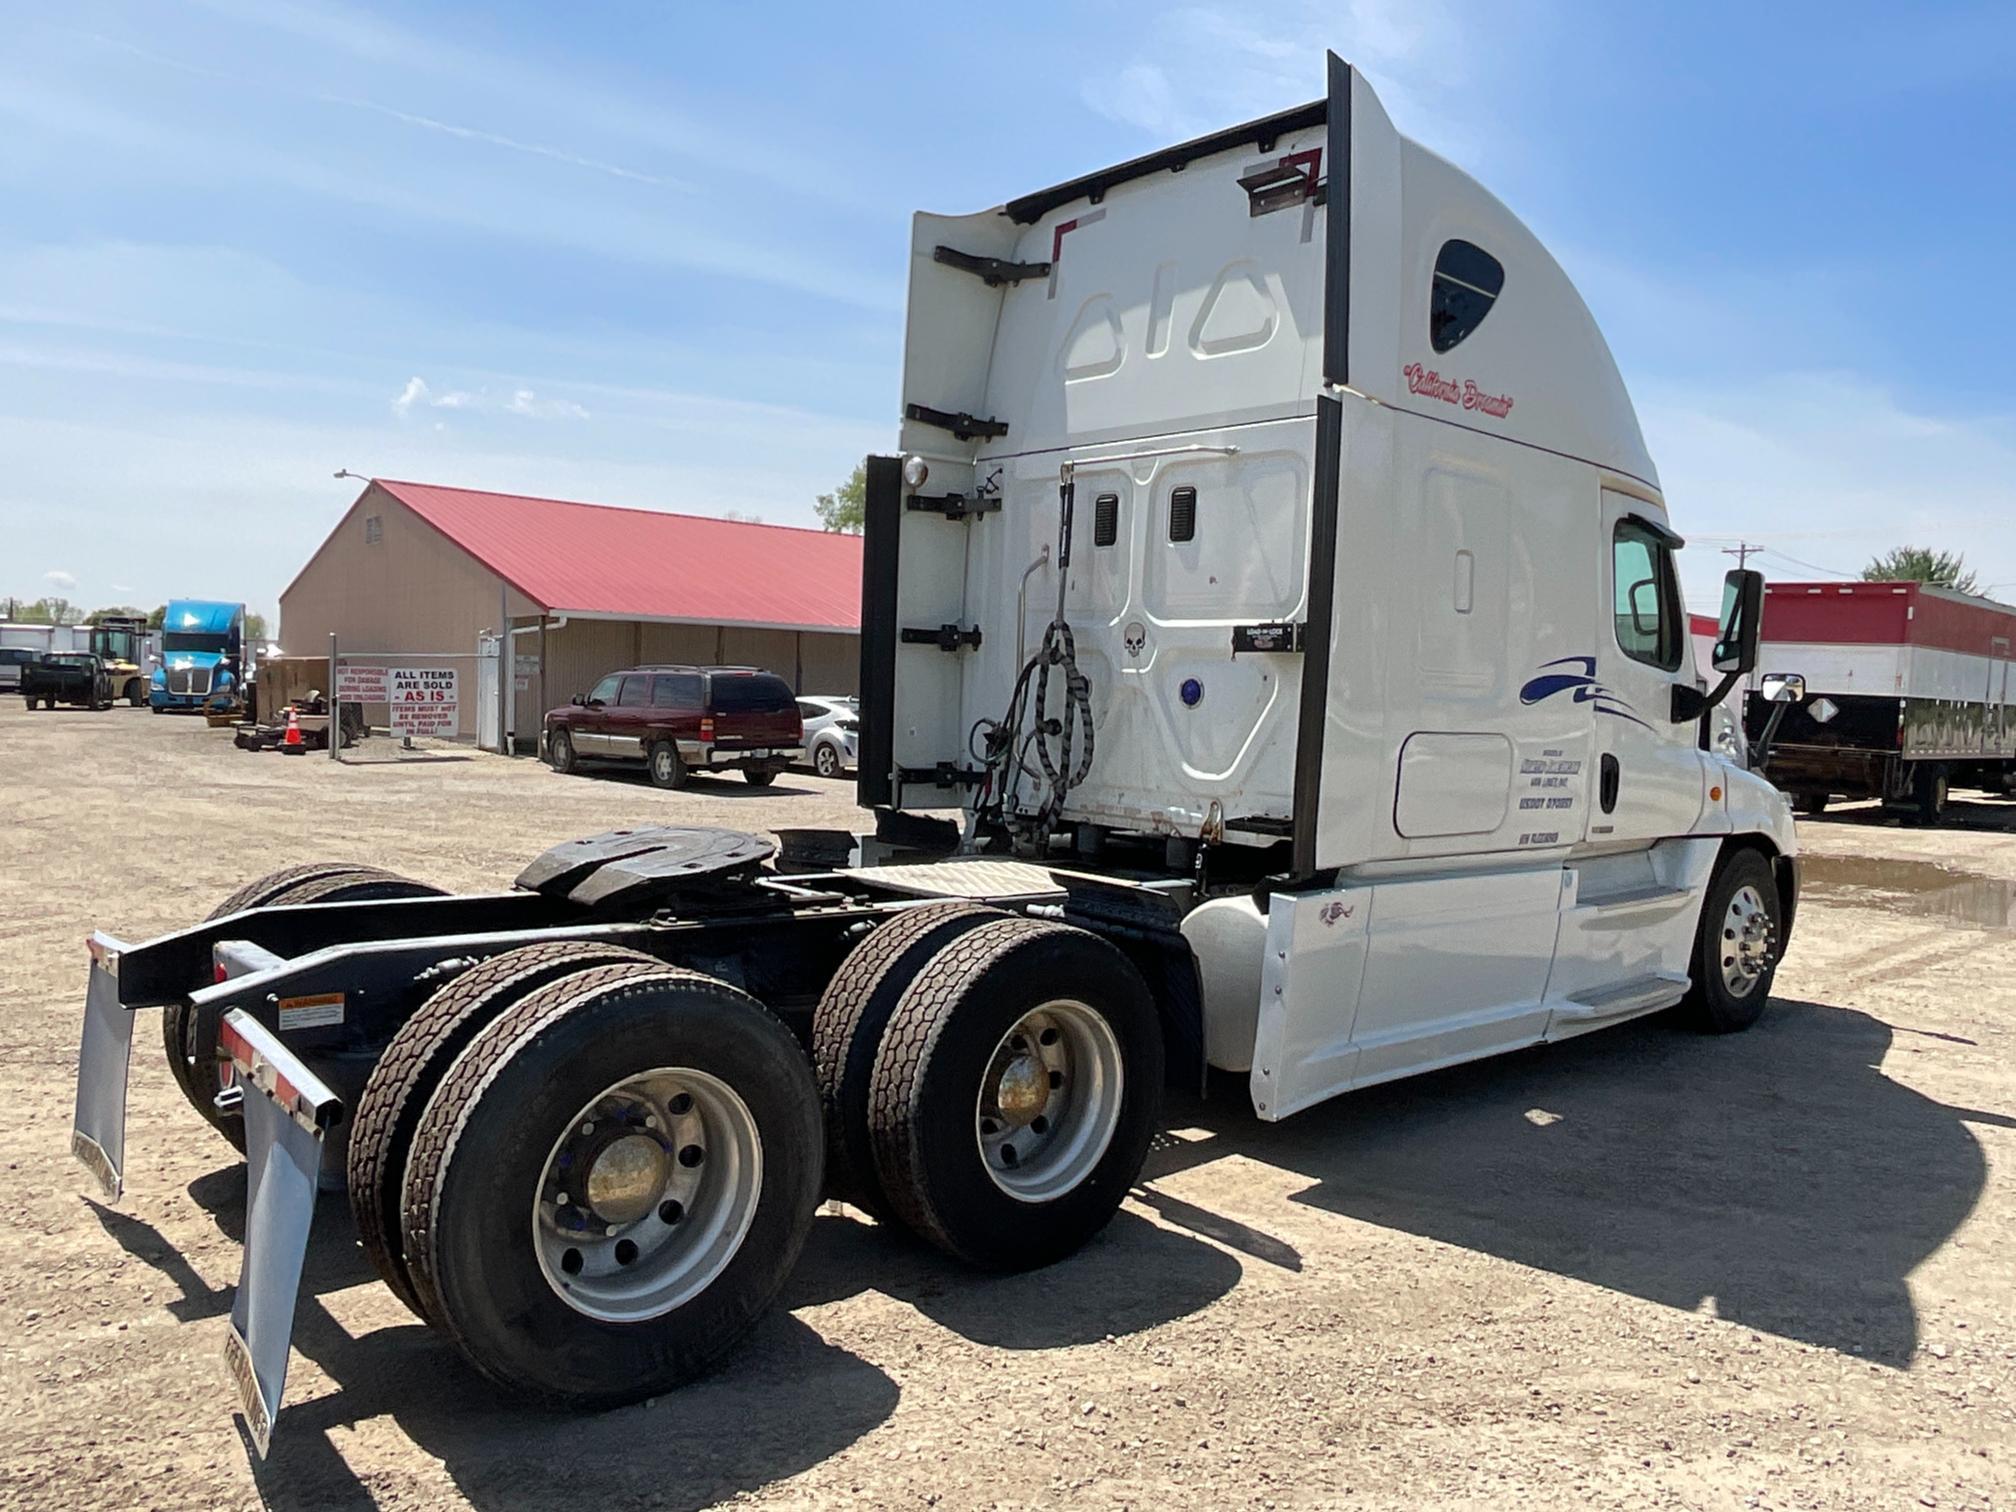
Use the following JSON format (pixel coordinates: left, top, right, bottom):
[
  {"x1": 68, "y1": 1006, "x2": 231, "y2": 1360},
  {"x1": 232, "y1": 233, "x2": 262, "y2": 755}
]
[
  {"x1": 796, "y1": 631, "x2": 858, "y2": 696},
  {"x1": 280, "y1": 488, "x2": 537, "y2": 740},
  {"x1": 523, "y1": 618, "x2": 634, "y2": 743}
]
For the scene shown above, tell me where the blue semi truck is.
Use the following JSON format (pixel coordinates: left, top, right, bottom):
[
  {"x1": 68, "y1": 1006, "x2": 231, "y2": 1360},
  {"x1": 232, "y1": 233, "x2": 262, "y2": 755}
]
[{"x1": 151, "y1": 600, "x2": 247, "y2": 715}]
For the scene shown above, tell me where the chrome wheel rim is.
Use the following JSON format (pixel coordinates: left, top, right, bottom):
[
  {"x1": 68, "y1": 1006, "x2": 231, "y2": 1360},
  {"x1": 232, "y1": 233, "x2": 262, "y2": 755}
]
[
  {"x1": 1719, "y1": 883, "x2": 1777, "y2": 997},
  {"x1": 651, "y1": 746, "x2": 676, "y2": 783},
  {"x1": 532, "y1": 1067, "x2": 762, "y2": 1322},
  {"x1": 974, "y1": 1000, "x2": 1123, "y2": 1203},
  {"x1": 815, "y1": 745, "x2": 838, "y2": 777}
]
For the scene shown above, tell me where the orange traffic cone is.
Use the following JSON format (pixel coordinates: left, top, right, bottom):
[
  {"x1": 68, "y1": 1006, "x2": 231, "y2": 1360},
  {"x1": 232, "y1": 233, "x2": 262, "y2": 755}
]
[{"x1": 281, "y1": 705, "x2": 305, "y2": 755}]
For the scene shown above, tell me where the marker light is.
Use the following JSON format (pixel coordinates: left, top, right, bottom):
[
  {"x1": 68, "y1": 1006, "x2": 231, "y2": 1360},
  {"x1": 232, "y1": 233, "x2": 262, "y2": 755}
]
[
  {"x1": 1180, "y1": 678, "x2": 1203, "y2": 708},
  {"x1": 901, "y1": 455, "x2": 930, "y2": 489}
]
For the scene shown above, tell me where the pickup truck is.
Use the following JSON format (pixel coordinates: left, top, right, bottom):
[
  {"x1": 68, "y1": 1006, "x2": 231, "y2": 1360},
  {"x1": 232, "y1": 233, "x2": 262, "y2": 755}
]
[{"x1": 22, "y1": 653, "x2": 115, "y2": 710}]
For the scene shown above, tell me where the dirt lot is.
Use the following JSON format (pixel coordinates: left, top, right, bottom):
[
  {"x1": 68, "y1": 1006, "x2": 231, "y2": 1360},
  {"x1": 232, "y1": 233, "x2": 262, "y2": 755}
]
[{"x1": 2, "y1": 703, "x2": 2012, "y2": 1510}]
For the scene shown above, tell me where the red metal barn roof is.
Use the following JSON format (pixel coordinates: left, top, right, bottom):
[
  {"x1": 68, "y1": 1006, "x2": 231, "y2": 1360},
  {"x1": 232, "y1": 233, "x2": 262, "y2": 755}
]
[{"x1": 375, "y1": 479, "x2": 864, "y2": 632}]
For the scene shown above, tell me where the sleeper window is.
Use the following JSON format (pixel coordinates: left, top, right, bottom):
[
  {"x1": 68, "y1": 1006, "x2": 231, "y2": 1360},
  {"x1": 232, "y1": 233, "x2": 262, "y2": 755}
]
[
  {"x1": 1612, "y1": 520, "x2": 1682, "y2": 672},
  {"x1": 1430, "y1": 239, "x2": 1504, "y2": 353}
]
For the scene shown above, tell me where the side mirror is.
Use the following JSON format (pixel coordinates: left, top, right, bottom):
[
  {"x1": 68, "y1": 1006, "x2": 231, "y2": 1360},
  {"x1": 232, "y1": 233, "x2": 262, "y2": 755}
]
[
  {"x1": 1713, "y1": 568, "x2": 1765, "y2": 675},
  {"x1": 570, "y1": 693, "x2": 586, "y2": 706},
  {"x1": 1759, "y1": 672, "x2": 1806, "y2": 705}
]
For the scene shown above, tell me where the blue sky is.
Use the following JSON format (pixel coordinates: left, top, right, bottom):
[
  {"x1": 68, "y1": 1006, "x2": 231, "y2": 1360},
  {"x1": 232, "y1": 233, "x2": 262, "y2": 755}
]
[{"x1": 3, "y1": 0, "x2": 2013, "y2": 627}]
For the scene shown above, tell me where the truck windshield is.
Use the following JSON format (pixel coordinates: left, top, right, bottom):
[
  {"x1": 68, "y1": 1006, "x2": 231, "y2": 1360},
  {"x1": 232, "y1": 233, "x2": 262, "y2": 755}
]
[{"x1": 163, "y1": 632, "x2": 228, "y2": 653}]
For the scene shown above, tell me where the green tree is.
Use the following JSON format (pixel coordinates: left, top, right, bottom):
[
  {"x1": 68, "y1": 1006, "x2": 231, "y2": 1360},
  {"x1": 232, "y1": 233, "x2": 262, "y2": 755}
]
[
  {"x1": 87, "y1": 605, "x2": 145, "y2": 623},
  {"x1": 814, "y1": 464, "x2": 866, "y2": 534},
  {"x1": 1863, "y1": 546, "x2": 1978, "y2": 595},
  {"x1": 19, "y1": 596, "x2": 82, "y2": 625},
  {"x1": 244, "y1": 611, "x2": 270, "y2": 643},
  {"x1": 147, "y1": 604, "x2": 167, "y2": 630}
]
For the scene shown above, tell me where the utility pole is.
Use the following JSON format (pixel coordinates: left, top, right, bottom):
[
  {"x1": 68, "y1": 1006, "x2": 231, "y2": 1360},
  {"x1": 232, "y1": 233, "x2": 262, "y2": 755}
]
[{"x1": 1722, "y1": 542, "x2": 1762, "y2": 570}]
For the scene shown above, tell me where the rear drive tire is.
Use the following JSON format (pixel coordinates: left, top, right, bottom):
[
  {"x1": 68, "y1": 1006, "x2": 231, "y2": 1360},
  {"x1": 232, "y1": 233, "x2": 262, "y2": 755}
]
[
  {"x1": 1912, "y1": 763, "x2": 1949, "y2": 827},
  {"x1": 547, "y1": 728, "x2": 577, "y2": 775},
  {"x1": 743, "y1": 766, "x2": 778, "y2": 787},
  {"x1": 867, "y1": 918, "x2": 1162, "y2": 1269},
  {"x1": 163, "y1": 864, "x2": 444, "y2": 1150},
  {"x1": 812, "y1": 902, "x2": 1006, "y2": 1216},
  {"x1": 348, "y1": 941, "x2": 662, "y2": 1320},
  {"x1": 400, "y1": 962, "x2": 822, "y2": 1404},
  {"x1": 647, "y1": 741, "x2": 687, "y2": 790},
  {"x1": 1678, "y1": 848, "x2": 1781, "y2": 1034}
]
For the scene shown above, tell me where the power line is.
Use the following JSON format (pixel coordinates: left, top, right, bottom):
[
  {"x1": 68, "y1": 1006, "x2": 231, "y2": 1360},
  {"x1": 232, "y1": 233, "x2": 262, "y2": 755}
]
[
  {"x1": 1757, "y1": 546, "x2": 1861, "y2": 579},
  {"x1": 1721, "y1": 541, "x2": 1764, "y2": 570}
]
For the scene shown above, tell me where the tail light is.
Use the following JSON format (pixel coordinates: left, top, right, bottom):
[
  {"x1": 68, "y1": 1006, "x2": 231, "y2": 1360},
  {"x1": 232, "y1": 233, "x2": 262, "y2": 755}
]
[{"x1": 699, "y1": 715, "x2": 715, "y2": 743}]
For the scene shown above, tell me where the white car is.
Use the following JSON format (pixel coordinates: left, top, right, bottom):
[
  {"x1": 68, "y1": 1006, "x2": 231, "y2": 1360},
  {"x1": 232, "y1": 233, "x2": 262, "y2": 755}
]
[{"x1": 797, "y1": 696, "x2": 859, "y2": 778}]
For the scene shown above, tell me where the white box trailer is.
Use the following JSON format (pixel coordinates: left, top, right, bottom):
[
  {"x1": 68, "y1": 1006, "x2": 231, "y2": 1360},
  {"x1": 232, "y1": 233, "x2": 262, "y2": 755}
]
[{"x1": 69, "y1": 53, "x2": 1794, "y2": 1451}]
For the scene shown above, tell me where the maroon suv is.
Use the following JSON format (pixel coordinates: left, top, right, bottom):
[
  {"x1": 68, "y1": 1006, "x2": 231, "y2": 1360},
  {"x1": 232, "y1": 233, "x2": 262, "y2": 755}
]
[{"x1": 543, "y1": 665, "x2": 804, "y2": 788}]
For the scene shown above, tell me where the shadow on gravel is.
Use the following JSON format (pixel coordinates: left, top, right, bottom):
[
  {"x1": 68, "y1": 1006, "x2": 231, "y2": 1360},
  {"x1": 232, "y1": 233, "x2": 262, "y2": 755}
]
[
  {"x1": 782, "y1": 1204, "x2": 1244, "y2": 1345},
  {"x1": 558, "y1": 764, "x2": 823, "y2": 800},
  {"x1": 1147, "y1": 997, "x2": 1990, "y2": 1367},
  {"x1": 1803, "y1": 794, "x2": 2016, "y2": 833},
  {"x1": 91, "y1": 1178, "x2": 899, "y2": 1510}
]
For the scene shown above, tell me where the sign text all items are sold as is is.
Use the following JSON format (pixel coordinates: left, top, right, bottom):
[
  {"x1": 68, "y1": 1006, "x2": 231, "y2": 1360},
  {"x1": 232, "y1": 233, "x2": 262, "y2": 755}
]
[{"x1": 389, "y1": 667, "x2": 459, "y2": 736}]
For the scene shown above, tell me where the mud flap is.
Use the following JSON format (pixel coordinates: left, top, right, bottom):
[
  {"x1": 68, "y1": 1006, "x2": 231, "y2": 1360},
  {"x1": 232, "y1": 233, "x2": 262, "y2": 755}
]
[
  {"x1": 216, "y1": 1009, "x2": 342, "y2": 1458},
  {"x1": 71, "y1": 933, "x2": 136, "y2": 1201}
]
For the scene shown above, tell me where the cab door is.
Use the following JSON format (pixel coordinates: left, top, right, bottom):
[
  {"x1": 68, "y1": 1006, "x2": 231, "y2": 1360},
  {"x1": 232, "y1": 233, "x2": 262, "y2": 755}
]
[{"x1": 1589, "y1": 493, "x2": 1704, "y2": 846}]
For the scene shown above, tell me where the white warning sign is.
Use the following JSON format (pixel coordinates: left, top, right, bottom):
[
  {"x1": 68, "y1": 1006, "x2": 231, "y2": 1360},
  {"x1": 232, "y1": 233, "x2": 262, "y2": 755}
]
[
  {"x1": 335, "y1": 665, "x2": 388, "y2": 702},
  {"x1": 389, "y1": 667, "x2": 459, "y2": 737}
]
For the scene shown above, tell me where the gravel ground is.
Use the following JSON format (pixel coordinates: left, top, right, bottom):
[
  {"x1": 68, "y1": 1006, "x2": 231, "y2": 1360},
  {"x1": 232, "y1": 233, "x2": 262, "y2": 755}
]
[{"x1": 1, "y1": 703, "x2": 2011, "y2": 1510}]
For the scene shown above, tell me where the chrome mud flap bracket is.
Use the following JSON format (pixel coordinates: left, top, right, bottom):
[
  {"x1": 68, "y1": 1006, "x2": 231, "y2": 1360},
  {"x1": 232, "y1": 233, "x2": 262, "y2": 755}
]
[
  {"x1": 71, "y1": 932, "x2": 137, "y2": 1201},
  {"x1": 216, "y1": 1009, "x2": 342, "y2": 1458}
]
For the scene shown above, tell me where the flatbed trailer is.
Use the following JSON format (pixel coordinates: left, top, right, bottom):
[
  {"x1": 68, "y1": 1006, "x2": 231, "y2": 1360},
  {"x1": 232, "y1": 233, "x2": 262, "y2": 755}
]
[
  {"x1": 72, "y1": 51, "x2": 1798, "y2": 1454},
  {"x1": 1746, "y1": 580, "x2": 2016, "y2": 822}
]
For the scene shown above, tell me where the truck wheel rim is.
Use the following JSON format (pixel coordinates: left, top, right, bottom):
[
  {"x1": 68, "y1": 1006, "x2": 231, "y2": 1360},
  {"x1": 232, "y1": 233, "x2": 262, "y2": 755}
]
[
  {"x1": 974, "y1": 1000, "x2": 1123, "y2": 1203},
  {"x1": 652, "y1": 747, "x2": 675, "y2": 783},
  {"x1": 531, "y1": 1067, "x2": 763, "y2": 1323},
  {"x1": 1720, "y1": 884, "x2": 1776, "y2": 998}
]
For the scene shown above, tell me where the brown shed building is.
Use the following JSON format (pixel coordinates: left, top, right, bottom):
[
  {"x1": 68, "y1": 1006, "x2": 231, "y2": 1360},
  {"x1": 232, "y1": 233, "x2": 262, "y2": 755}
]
[{"x1": 279, "y1": 479, "x2": 863, "y2": 747}]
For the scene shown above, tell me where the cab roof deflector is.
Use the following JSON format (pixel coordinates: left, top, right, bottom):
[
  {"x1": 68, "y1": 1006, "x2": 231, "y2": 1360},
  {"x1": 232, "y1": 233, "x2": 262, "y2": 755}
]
[{"x1": 1002, "y1": 98, "x2": 1327, "y2": 225}]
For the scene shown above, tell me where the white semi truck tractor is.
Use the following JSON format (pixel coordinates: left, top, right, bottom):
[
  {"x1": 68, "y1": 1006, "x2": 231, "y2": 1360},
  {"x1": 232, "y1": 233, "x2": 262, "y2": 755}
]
[{"x1": 70, "y1": 53, "x2": 1793, "y2": 1452}]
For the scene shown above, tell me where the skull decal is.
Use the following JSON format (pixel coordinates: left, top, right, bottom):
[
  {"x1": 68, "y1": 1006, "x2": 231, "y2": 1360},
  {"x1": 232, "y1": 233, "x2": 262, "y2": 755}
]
[{"x1": 1123, "y1": 621, "x2": 1147, "y2": 658}]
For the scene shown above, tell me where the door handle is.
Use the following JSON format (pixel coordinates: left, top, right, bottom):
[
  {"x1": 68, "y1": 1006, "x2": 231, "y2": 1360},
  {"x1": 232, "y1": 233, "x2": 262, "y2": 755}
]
[{"x1": 1599, "y1": 753, "x2": 1620, "y2": 814}]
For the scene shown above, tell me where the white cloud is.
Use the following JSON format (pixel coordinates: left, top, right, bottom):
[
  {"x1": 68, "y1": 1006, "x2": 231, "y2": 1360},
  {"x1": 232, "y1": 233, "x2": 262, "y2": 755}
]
[
  {"x1": 111, "y1": 583, "x2": 133, "y2": 593},
  {"x1": 1079, "y1": 1, "x2": 1497, "y2": 167},
  {"x1": 44, "y1": 568, "x2": 78, "y2": 589},
  {"x1": 505, "y1": 388, "x2": 589, "y2": 421},
  {"x1": 394, "y1": 376, "x2": 587, "y2": 421}
]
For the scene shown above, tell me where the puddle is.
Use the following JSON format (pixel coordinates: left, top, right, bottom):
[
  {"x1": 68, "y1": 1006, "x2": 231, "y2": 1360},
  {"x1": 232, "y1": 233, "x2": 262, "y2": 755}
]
[{"x1": 1801, "y1": 855, "x2": 2016, "y2": 932}]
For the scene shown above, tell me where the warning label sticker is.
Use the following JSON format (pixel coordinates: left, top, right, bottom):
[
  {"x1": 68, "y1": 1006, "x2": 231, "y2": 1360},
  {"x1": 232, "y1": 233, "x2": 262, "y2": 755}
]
[{"x1": 276, "y1": 992, "x2": 345, "y2": 1030}]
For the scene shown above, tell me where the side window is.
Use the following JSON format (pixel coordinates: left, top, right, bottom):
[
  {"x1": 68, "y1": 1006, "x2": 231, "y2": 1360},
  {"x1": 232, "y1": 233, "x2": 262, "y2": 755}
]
[
  {"x1": 615, "y1": 675, "x2": 648, "y2": 707},
  {"x1": 655, "y1": 673, "x2": 702, "y2": 709},
  {"x1": 796, "y1": 700, "x2": 823, "y2": 719},
  {"x1": 1430, "y1": 239, "x2": 1504, "y2": 353},
  {"x1": 1612, "y1": 521, "x2": 1682, "y2": 671},
  {"x1": 587, "y1": 674, "x2": 621, "y2": 705}
]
